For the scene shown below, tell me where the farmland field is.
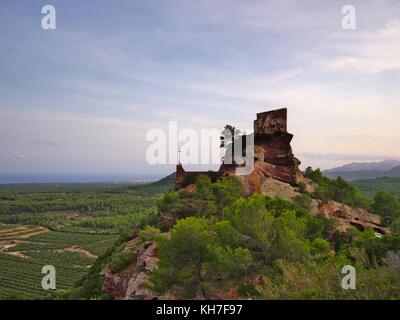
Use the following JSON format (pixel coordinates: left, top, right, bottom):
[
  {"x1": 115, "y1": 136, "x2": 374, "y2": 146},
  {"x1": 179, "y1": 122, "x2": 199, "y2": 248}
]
[
  {"x1": 0, "y1": 224, "x2": 117, "y2": 299},
  {"x1": 0, "y1": 175, "x2": 174, "y2": 299}
]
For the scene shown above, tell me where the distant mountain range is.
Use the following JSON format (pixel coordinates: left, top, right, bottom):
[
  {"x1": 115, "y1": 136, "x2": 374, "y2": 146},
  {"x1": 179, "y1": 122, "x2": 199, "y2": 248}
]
[{"x1": 323, "y1": 159, "x2": 400, "y2": 180}]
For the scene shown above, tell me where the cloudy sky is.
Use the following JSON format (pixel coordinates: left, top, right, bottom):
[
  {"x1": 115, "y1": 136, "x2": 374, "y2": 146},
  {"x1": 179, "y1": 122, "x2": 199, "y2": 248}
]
[{"x1": 1, "y1": 0, "x2": 400, "y2": 177}]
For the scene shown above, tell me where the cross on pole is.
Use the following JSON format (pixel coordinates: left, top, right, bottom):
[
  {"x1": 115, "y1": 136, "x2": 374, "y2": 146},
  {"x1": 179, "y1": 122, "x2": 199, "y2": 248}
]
[{"x1": 178, "y1": 147, "x2": 181, "y2": 164}]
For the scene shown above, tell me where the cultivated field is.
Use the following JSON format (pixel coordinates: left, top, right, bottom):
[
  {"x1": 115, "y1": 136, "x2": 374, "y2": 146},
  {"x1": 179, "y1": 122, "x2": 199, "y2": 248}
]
[
  {"x1": 0, "y1": 224, "x2": 117, "y2": 299},
  {"x1": 0, "y1": 179, "x2": 173, "y2": 299}
]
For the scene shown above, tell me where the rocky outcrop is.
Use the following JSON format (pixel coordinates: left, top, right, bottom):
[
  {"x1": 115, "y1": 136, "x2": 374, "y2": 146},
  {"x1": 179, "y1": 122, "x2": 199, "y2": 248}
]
[
  {"x1": 236, "y1": 167, "x2": 388, "y2": 234},
  {"x1": 235, "y1": 163, "x2": 301, "y2": 199},
  {"x1": 253, "y1": 109, "x2": 301, "y2": 185},
  {"x1": 176, "y1": 108, "x2": 302, "y2": 189},
  {"x1": 101, "y1": 268, "x2": 128, "y2": 299},
  {"x1": 101, "y1": 234, "x2": 171, "y2": 300},
  {"x1": 317, "y1": 200, "x2": 388, "y2": 234},
  {"x1": 174, "y1": 107, "x2": 388, "y2": 235}
]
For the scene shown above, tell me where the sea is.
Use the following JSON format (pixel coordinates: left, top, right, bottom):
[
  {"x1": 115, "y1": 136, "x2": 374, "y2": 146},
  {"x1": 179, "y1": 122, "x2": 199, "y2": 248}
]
[{"x1": 0, "y1": 173, "x2": 165, "y2": 185}]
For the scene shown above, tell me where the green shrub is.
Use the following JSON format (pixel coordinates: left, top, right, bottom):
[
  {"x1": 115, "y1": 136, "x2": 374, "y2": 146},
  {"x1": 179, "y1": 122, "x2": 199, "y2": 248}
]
[
  {"x1": 212, "y1": 176, "x2": 244, "y2": 214},
  {"x1": 265, "y1": 196, "x2": 309, "y2": 218},
  {"x1": 304, "y1": 167, "x2": 370, "y2": 209},
  {"x1": 372, "y1": 191, "x2": 400, "y2": 225},
  {"x1": 139, "y1": 225, "x2": 161, "y2": 242},
  {"x1": 293, "y1": 194, "x2": 313, "y2": 210},
  {"x1": 109, "y1": 250, "x2": 137, "y2": 273},
  {"x1": 298, "y1": 182, "x2": 307, "y2": 193}
]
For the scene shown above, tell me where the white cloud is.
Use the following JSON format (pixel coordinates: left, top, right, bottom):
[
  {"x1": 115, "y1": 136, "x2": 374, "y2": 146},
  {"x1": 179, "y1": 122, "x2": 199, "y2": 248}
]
[{"x1": 320, "y1": 20, "x2": 400, "y2": 74}]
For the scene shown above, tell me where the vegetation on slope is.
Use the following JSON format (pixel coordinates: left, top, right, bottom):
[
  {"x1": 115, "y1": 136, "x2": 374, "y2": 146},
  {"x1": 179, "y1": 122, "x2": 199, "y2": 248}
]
[
  {"x1": 352, "y1": 177, "x2": 400, "y2": 197},
  {"x1": 304, "y1": 167, "x2": 400, "y2": 227},
  {"x1": 143, "y1": 175, "x2": 400, "y2": 299},
  {"x1": 303, "y1": 167, "x2": 370, "y2": 208}
]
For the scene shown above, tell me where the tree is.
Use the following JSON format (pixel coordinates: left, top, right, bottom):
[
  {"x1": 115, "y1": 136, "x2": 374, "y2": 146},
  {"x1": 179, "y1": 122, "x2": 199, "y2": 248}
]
[
  {"x1": 255, "y1": 257, "x2": 345, "y2": 299},
  {"x1": 390, "y1": 218, "x2": 400, "y2": 234},
  {"x1": 303, "y1": 167, "x2": 370, "y2": 208},
  {"x1": 310, "y1": 238, "x2": 330, "y2": 258},
  {"x1": 223, "y1": 194, "x2": 322, "y2": 263},
  {"x1": 149, "y1": 216, "x2": 252, "y2": 299},
  {"x1": 194, "y1": 175, "x2": 216, "y2": 217},
  {"x1": 220, "y1": 124, "x2": 241, "y2": 165},
  {"x1": 223, "y1": 194, "x2": 276, "y2": 262},
  {"x1": 212, "y1": 177, "x2": 244, "y2": 214},
  {"x1": 150, "y1": 217, "x2": 214, "y2": 298},
  {"x1": 157, "y1": 191, "x2": 195, "y2": 222},
  {"x1": 271, "y1": 210, "x2": 311, "y2": 262},
  {"x1": 255, "y1": 256, "x2": 400, "y2": 300},
  {"x1": 372, "y1": 191, "x2": 400, "y2": 225},
  {"x1": 265, "y1": 196, "x2": 308, "y2": 218}
]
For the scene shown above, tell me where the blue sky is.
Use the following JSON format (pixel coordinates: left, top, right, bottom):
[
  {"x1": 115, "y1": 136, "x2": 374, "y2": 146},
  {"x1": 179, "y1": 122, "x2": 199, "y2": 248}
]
[{"x1": 1, "y1": 0, "x2": 400, "y2": 176}]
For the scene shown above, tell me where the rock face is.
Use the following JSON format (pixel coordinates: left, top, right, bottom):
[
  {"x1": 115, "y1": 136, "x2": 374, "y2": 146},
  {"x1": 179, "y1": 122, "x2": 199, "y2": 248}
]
[
  {"x1": 317, "y1": 200, "x2": 388, "y2": 234},
  {"x1": 176, "y1": 108, "x2": 302, "y2": 189},
  {"x1": 101, "y1": 234, "x2": 171, "y2": 300},
  {"x1": 253, "y1": 108, "x2": 300, "y2": 186}
]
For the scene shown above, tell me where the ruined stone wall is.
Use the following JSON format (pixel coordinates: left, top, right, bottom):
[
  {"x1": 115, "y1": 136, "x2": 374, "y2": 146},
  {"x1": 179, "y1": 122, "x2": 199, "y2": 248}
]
[
  {"x1": 176, "y1": 108, "x2": 301, "y2": 189},
  {"x1": 254, "y1": 108, "x2": 287, "y2": 135},
  {"x1": 252, "y1": 108, "x2": 300, "y2": 186}
]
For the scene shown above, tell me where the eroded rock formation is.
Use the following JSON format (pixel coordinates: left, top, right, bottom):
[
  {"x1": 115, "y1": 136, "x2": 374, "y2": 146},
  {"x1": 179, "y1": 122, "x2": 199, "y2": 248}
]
[
  {"x1": 317, "y1": 200, "x2": 388, "y2": 235},
  {"x1": 176, "y1": 108, "x2": 302, "y2": 189},
  {"x1": 175, "y1": 108, "x2": 388, "y2": 235},
  {"x1": 101, "y1": 234, "x2": 171, "y2": 300},
  {"x1": 253, "y1": 108, "x2": 301, "y2": 185}
]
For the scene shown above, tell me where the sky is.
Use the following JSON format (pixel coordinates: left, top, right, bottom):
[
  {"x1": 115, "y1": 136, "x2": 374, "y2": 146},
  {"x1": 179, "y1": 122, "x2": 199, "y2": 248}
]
[{"x1": 1, "y1": 0, "x2": 400, "y2": 177}]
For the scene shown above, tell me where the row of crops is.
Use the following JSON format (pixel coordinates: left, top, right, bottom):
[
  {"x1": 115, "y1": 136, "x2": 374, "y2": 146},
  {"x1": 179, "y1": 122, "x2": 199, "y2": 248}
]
[
  {"x1": 0, "y1": 181, "x2": 169, "y2": 299},
  {"x1": 0, "y1": 254, "x2": 84, "y2": 299},
  {"x1": 0, "y1": 225, "x2": 118, "y2": 299}
]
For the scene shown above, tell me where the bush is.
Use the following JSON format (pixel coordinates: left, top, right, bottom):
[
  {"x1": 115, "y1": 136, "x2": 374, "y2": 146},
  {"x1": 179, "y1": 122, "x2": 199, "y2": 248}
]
[
  {"x1": 310, "y1": 238, "x2": 330, "y2": 257},
  {"x1": 109, "y1": 250, "x2": 137, "y2": 273},
  {"x1": 149, "y1": 216, "x2": 253, "y2": 298},
  {"x1": 194, "y1": 175, "x2": 216, "y2": 217},
  {"x1": 265, "y1": 196, "x2": 309, "y2": 218},
  {"x1": 298, "y1": 182, "x2": 307, "y2": 193},
  {"x1": 372, "y1": 191, "x2": 400, "y2": 225},
  {"x1": 293, "y1": 194, "x2": 313, "y2": 210},
  {"x1": 139, "y1": 225, "x2": 161, "y2": 242},
  {"x1": 212, "y1": 177, "x2": 244, "y2": 214},
  {"x1": 390, "y1": 219, "x2": 400, "y2": 234},
  {"x1": 304, "y1": 167, "x2": 370, "y2": 209}
]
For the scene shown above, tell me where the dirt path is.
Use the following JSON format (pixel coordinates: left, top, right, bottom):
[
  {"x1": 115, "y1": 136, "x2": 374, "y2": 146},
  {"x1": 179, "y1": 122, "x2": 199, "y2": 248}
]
[
  {"x1": 56, "y1": 246, "x2": 98, "y2": 260},
  {"x1": 0, "y1": 242, "x2": 29, "y2": 259},
  {"x1": 0, "y1": 226, "x2": 48, "y2": 239}
]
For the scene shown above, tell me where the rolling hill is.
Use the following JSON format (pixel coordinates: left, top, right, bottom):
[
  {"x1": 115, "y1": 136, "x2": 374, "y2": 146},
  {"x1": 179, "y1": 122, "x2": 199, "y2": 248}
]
[{"x1": 323, "y1": 160, "x2": 400, "y2": 180}]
